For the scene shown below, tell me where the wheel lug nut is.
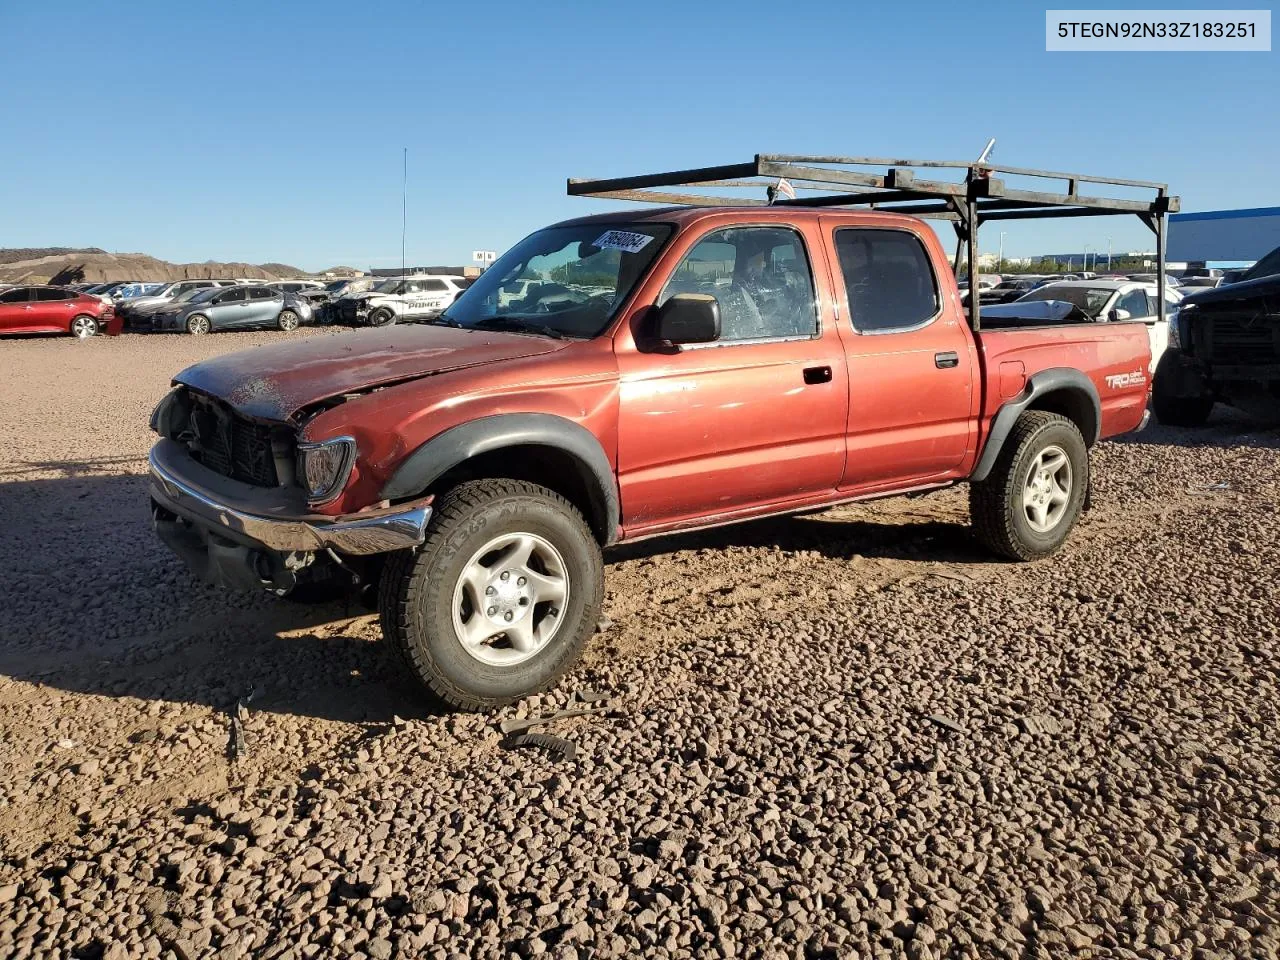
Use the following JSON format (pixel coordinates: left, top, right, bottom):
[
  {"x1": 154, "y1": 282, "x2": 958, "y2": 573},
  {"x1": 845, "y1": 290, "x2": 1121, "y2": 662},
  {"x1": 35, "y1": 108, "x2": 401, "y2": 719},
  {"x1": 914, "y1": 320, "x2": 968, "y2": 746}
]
[
  {"x1": 504, "y1": 612, "x2": 513, "y2": 622},
  {"x1": 500, "y1": 571, "x2": 510, "y2": 581},
  {"x1": 485, "y1": 586, "x2": 496, "y2": 596},
  {"x1": 517, "y1": 576, "x2": 526, "y2": 586},
  {"x1": 486, "y1": 606, "x2": 496, "y2": 616}
]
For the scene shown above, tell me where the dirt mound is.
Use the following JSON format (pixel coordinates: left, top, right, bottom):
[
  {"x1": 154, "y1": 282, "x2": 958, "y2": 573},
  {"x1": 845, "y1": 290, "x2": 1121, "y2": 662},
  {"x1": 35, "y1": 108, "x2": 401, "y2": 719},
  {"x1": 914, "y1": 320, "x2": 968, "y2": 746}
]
[{"x1": 0, "y1": 249, "x2": 309, "y2": 285}]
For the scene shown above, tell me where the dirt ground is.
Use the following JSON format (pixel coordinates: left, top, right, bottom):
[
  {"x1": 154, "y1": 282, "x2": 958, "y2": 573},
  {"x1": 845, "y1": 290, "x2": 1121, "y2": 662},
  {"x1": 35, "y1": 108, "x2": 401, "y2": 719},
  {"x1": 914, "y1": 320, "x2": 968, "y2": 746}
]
[{"x1": 1, "y1": 330, "x2": 1277, "y2": 959}]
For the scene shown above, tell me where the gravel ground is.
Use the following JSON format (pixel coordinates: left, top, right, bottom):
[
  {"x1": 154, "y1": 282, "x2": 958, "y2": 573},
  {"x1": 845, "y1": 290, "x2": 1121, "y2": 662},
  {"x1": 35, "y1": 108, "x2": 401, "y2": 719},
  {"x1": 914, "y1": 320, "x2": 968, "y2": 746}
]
[{"x1": 1, "y1": 331, "x2": 1278, "y2": 959}]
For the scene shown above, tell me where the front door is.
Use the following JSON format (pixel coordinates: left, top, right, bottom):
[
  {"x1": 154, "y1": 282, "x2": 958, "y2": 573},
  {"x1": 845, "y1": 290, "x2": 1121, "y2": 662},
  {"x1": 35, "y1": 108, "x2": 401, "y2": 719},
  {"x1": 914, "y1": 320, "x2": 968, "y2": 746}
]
[
  {"x1": 616, "y1": 224, "x2": 850, "y2": 531},
  {"x1": 0, "y1": 287, "x2": 34, "y2": 332},
  {"x1": 823, "y1": 222, "x2": 976, "y2": 491},
  {"x1": 210, "y1": 287, "x2": 249, "y2": 329}
]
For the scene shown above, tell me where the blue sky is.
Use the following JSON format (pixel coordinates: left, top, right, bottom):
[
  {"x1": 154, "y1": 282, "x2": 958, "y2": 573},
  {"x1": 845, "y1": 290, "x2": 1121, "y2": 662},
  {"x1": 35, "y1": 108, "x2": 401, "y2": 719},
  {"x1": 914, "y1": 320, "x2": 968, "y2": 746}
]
[{"x1": 0, "y1": 0, "x2": 1275, "y2": 271}]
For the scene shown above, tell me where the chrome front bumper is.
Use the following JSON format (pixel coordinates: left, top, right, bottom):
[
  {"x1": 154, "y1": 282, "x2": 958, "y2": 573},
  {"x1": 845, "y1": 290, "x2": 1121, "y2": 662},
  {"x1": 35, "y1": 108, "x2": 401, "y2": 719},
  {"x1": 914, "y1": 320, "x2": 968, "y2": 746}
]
[{"x1": 148, "y1": 441, "x2": 431, "y2": 556}]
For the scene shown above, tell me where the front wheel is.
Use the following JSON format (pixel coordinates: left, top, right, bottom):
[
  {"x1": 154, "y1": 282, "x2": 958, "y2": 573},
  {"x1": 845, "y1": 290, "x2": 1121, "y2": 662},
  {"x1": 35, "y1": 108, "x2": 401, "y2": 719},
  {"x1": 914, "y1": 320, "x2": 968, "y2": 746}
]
[
  {"x1": 969, "y1": 410, "x2": 1089, "y2": 561},
  {"x1": 378, "y1": 479, "x2": 603, "y2": 711},
  {"x1": 277, "y1": 309, "x2": 300, "y2": 332},
  {"x1": 186, "y1": 314, "x2": 211, "y2": 335},
  {"x1": 70, "y1": 315, "x2": 98, "y2": 339},
  {"x1": 368, "y1": 307, "x2": 395, "y2": 327}
]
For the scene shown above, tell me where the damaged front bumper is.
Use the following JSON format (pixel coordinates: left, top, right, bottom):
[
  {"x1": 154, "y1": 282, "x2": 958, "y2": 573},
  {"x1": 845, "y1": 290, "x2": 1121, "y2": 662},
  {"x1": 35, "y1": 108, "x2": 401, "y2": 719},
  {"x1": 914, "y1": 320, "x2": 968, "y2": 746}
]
[{"x1": 148, "y1": 438, "x2": 431, "y2": 591}]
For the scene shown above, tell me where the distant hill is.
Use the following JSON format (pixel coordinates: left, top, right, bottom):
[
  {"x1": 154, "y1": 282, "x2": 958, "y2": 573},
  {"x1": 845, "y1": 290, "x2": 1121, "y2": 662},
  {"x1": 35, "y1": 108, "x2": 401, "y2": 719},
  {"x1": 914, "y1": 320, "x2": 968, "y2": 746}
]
[
  {"x1": 0, "y1": 247, "x2": 107, "y2": 266},
  {"x1": 0, "y1": 249, "x2": 311, "y2": 285}
]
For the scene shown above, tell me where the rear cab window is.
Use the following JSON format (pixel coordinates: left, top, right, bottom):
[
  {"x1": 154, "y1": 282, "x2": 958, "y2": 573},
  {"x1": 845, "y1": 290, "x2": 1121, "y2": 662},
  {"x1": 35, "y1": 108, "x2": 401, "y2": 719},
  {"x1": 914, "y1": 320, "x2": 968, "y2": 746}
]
[{"x1": 833, "y1": 228, "x2": 939, "y2": 333}]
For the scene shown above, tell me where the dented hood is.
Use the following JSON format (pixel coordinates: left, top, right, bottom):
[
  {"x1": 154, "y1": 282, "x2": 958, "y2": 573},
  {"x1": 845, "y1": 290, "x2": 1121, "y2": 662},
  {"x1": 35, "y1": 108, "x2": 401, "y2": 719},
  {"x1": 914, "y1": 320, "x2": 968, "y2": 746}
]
[{"x1": 173, "y1": 325, "x2": 568, "y2": 421}]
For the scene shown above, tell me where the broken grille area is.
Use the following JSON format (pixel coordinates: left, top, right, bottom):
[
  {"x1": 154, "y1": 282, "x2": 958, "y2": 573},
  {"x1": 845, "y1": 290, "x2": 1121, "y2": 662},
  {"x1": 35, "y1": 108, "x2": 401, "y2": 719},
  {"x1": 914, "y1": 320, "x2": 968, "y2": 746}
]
[
  {"x1": 187, "y1": 394, "x2": 285, "y2": 488},
  {"x1": 1200, "y1": 311, "x2": 1280, "y2": 366}
]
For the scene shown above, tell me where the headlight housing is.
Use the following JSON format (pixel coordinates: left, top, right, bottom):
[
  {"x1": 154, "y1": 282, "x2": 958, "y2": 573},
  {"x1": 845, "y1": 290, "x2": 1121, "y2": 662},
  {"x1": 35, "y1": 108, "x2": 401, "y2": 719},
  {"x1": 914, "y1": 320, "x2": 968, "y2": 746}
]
[
  {"x1": 1169, "y1": 303, "x2": 1193, "y2": 350},
  {"x1": 296, "y1": 436, "x2": 357, "y2": 504}
]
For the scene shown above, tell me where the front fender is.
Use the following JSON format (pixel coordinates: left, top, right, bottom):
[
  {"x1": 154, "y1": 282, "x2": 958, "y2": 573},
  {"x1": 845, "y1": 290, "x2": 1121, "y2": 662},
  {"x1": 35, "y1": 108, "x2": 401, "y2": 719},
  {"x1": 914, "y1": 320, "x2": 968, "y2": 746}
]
[{"x1": 380, "y1": 413, "x2": 620, "y2": 544}]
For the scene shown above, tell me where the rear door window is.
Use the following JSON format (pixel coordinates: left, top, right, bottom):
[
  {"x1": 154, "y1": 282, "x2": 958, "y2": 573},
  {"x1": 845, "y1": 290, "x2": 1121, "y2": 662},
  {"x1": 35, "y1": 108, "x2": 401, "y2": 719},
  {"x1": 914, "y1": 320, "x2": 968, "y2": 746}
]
[{"x1": 834, "y1": 229, "x2": 939, "y2": 333}]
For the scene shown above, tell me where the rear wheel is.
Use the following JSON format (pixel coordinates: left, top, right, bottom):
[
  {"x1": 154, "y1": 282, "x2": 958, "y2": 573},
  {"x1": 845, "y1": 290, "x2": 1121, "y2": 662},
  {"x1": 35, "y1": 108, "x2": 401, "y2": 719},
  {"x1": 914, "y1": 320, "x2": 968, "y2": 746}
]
[
  {"x1": 970, "y1": 410, "x2": 1089, "y2": 561},
  {"x1": 69, "y1": 315, "x2": 98, "y2": 339},
  {"x1": 378, "y1": 479, "x2": 603, "y2": 711},
  {"x1": 278, "y1": 309, "x2": 300, "y2": 332},
  {"x1": 186, "y1": 314, "x2": 211, "y2": 335}
]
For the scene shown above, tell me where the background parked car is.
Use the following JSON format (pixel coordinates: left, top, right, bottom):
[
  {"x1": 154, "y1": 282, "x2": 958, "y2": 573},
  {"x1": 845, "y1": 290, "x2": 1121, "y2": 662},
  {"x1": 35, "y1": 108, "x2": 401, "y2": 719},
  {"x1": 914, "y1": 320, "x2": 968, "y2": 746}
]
[
  {"x1": 0, "y1": 285, "x2": 120, "y2": 339},
  {"x1": 342, "y1": 275, "x2": 470, "y2": 326},
  {"x1": 978, "y1": 277, "x2": 1041, "y2": 305},
  {"x1": 116, "y1": 279, "x2": 237, "y2": 328},
  {"x1": 989, "y1": 278, "x2": 1179, "y2": 371},
  {"x1": 150, "y1": 285, "x2": 313, "y2": 334}
]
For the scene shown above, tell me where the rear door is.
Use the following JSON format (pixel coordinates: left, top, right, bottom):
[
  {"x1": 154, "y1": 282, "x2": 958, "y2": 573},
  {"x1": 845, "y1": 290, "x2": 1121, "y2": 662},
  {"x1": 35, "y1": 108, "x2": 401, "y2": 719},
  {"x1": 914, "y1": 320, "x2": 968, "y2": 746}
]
[
  {"x1": 0, "y1": 287, "x2": 34, "y2": 331},
  {"x1": 823, "y1": 222, "x2": 976, "y2": 490},
  {"x1": 244, "y1": 287, "x2": 280, "y2": 326},
  {"x1": 32, "y1": 287, "x2": 78, "y2": 330}
]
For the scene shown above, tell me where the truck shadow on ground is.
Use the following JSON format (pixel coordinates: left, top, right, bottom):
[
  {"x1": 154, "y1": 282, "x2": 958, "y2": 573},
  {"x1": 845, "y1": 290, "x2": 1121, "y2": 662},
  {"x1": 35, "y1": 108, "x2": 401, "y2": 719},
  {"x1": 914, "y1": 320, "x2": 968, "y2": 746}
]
[
  {"x1": 1, "y1": 467, "x2": 988, "y2": 722},
  {"x1": 1114, "y1": 412, "x2": 1280, "y2": 450}
]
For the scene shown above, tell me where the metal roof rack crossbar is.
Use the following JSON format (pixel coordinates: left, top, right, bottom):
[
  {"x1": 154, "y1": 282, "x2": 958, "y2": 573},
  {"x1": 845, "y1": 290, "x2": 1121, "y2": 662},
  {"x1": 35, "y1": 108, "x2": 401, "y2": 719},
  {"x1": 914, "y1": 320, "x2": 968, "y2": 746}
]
[{"x1": 567, "y1": 152, "x2": 1180, "y2": 332}]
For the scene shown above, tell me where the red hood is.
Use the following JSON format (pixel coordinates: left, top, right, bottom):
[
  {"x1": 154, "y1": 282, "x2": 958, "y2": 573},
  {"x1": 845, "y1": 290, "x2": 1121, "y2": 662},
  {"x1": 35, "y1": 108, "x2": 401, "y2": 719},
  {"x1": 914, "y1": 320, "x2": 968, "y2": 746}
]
[{"x1": 174, "y1": 326, "x2": 568, "y2": 421}]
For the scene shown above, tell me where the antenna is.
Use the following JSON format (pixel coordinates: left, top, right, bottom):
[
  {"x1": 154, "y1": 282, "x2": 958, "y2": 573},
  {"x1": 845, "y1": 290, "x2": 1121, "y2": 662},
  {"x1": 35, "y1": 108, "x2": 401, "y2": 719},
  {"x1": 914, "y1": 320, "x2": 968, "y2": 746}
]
[{"x1": 401, "y1": 147, "x2": 407, "y2": 280}]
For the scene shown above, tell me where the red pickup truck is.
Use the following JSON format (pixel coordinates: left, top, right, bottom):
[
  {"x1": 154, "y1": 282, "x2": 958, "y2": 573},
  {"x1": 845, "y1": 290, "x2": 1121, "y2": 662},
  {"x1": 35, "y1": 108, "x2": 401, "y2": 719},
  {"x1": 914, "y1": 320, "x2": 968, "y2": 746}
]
[{"x1": 149, "y1": 202, "x2": 1151, "y2": 709}]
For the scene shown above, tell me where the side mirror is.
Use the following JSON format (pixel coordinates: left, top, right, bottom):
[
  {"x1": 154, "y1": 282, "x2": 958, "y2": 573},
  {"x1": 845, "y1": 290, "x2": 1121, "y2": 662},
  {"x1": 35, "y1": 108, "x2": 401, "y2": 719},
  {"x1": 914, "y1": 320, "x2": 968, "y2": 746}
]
[
  {"x1": 1110, "y1": 308, "x2": 1132, "y2": 321},
  {"x1": 655, "y1": 293, "x2": 720, "y2": 344}
]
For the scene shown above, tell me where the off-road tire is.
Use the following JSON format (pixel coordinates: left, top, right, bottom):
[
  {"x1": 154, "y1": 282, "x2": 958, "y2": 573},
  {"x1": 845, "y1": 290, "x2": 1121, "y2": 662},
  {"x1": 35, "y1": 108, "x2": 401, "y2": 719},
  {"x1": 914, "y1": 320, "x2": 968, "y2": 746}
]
[
  {"x1": 970, "y1": 410, "x2": 1089, "y2": 561},
  {"x1": 277, "y1": 309, "x2": 300, "y2": 332},
  {"x1": 186, "y1": 314, "x2": 211, "y2": 335},
  {"x1": 368, "y1": 307, "x2": 395, "y2": 327},
  {"x1": 1152, "y1": 378, "x2": 1213, "y2": 427},
  {"x1": 378, "y1": 479, "x2": 603, "y2": 711}
]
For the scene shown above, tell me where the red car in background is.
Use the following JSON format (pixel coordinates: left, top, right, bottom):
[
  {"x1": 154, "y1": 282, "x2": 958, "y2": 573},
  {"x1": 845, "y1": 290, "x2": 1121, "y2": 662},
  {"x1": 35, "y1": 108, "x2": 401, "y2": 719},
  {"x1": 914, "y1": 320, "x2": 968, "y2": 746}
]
[{"x1": 0, "y1": 285, "x2": 121, "y2": 339}]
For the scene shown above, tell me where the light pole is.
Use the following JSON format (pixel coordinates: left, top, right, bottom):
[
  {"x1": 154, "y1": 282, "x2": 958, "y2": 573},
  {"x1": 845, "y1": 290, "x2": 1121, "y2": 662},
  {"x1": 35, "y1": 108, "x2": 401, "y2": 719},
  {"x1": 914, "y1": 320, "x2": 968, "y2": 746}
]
[
  {"x1": 1107, "y1": 237, "x2": 1112, "y2": 270},
  {"x1": 1083, "y1": 245, "x2": 1093, "y2": 273},
  {"x1": 998, "y1": 231, "x2": 1007, "y2": 273}
]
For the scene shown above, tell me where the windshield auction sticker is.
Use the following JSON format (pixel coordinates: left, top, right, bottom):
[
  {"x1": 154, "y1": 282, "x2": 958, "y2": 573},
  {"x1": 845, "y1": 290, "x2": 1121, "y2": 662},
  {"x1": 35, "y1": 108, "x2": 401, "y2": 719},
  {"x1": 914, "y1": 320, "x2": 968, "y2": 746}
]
[
  {"x1": 594, "y1": 230, "x2": 655, "y2": 254},
  {"x1": 1046, "y1": 10, "x2": 1270, "y2": 50}
]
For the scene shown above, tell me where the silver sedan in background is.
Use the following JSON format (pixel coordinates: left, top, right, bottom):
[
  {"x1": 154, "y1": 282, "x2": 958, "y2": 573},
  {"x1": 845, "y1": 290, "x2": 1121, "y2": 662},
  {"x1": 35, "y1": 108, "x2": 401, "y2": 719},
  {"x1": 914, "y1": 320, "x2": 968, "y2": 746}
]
[{"x1": 150, "y1": 285, "x2": 314, "y2": 334}]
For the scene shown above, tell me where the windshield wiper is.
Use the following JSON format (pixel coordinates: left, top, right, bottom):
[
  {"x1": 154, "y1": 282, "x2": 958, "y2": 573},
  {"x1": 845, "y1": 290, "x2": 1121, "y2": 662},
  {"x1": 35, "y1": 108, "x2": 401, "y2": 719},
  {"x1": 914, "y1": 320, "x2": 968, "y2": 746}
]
[{"x1": 473, "y1": 316, "x2": 565, "y2": 339}]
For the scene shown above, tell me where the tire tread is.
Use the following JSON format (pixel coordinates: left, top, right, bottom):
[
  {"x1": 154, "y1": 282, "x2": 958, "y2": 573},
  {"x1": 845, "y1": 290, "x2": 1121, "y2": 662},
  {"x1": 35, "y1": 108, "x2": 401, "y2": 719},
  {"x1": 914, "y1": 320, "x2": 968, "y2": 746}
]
[{"x1": 970, "y1": 410, "x2": 1086, "y2": 561}]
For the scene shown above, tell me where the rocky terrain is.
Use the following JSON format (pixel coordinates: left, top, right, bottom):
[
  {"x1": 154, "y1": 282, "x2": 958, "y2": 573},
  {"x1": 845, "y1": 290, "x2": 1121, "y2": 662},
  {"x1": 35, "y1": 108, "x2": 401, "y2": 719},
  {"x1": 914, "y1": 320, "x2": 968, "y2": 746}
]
[
  {"x1": 0, "y1": 330, "x2": 1277, "y2": 959},
  {"x1": 0, "y1": 249, "x2": 309, "y2": 285}
]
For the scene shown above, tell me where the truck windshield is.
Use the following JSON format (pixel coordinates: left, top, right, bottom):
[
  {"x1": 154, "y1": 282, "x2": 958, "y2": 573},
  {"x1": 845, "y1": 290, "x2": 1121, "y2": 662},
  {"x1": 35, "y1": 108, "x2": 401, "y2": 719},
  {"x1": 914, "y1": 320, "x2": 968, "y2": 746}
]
[{"x1": 444, "y1": 223, "x2": 674, "y2": 338}]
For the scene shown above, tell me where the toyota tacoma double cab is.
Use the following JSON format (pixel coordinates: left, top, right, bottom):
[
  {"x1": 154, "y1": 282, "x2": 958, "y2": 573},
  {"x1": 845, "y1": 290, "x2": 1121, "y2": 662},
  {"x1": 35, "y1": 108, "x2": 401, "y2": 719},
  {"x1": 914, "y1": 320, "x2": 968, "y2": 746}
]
[{"x1": 149, "y1": 193, "x2": 1153, "y2": 710}]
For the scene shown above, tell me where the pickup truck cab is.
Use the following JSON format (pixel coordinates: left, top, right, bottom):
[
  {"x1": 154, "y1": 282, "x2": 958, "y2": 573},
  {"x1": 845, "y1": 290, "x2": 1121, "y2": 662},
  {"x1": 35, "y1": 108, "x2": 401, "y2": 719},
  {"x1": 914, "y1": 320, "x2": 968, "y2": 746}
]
[{"x1": 149, "y1": 204, "x2": 1151, "y2": 710}]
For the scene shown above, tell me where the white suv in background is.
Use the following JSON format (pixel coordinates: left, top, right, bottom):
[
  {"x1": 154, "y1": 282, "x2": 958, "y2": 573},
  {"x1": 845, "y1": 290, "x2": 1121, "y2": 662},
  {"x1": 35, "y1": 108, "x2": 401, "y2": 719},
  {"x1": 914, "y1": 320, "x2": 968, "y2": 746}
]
[{"x1": 349, "y1": 275, "x2": 469, "y2": 326}]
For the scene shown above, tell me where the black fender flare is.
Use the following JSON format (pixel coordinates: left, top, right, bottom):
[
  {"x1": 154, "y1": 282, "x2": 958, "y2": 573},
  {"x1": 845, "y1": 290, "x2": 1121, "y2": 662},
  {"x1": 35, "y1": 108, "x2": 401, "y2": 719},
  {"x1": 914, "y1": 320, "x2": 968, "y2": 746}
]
[
  {"x1": 380, "y1": 413, "x2": 620, "y2": 544},
  {"x1": 971, "y1": 367, "x2": 1101, "y2": 482}
]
